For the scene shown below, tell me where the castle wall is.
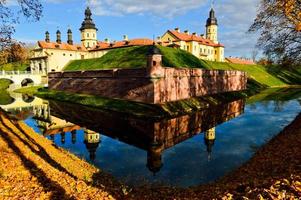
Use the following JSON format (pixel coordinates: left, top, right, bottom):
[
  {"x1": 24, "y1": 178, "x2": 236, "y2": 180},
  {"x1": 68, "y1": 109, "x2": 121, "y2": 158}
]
[{"x1": 48, "y1": 66, "x2": 247, "y2": 104}]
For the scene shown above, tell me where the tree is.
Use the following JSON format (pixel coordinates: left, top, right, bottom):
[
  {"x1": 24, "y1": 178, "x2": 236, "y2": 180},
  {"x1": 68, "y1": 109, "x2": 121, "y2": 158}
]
[
  {"x1": 249, "y1": 0, "x2": 301, "y2": 65},
  {"x1": 0, "y1": 0, "x2": 42, "y2": 49}
]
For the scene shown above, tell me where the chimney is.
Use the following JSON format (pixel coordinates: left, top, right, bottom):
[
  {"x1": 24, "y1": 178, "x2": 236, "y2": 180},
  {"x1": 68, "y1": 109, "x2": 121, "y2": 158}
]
[
  {"x1": 200, "y1": 34, "x2": 205, "y2": 38},
  {"x1": 123, "y1": 35, "x2": 128, "y2": 41},
  {"x1": 104, "y1": 38, "x2": 110, "y2": 44},
  {"x1": 56, "y1": 30, "x2": 61, "y2": 44},
  {"x1": 67, "y1": 29, "x2": 73, "y2": 45},
  {"x1": 184, "y1": 30, "x2": 190, "y2": 35},
  {"x1": 45, "y1": 31, "x2": 50, "y2": 42},
  {"x1": 192, "y1": 32, "x2": 197, "y2": 36},
  {"x1": 174, "y1": 27, "x2": 180, "y2": 33}
]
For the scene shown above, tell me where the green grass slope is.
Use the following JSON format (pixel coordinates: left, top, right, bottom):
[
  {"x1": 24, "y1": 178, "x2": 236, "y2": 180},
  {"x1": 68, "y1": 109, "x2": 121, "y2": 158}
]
[
  {"x1": 64, "y1": 46, "x2": 207, "y2": 71},
  {"x1": 200, "y1": 60, "x2": 289, "y2": 88}
]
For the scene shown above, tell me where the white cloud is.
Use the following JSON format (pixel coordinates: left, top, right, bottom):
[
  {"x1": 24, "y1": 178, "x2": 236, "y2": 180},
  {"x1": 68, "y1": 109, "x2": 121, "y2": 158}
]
[
  {"x1": 216, "y1": 0, "x2": 260, "y2": 57},
  {"x1": 89, "y1": 0, "x2": 207, "y2": 18}
]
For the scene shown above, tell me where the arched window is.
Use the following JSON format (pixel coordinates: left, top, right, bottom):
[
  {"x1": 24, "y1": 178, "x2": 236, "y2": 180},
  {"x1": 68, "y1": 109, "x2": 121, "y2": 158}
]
[{"x1": 87, "y1": 33, "x2": 89, "y2": 38}]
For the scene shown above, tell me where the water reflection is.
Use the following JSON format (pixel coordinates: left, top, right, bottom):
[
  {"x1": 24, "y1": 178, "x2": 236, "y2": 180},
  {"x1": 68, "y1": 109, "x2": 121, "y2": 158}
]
[
  {"x1": 27, "y1": 98, "x2": 245, "y2": 174},
  {"x1": 2, "y1": 89, "x2": 301, "y2": 187}
]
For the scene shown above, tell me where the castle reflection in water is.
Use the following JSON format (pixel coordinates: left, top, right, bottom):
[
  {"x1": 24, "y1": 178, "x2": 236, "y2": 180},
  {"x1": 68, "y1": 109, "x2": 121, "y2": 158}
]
[{"x1": 2, "y1": 95, "x2": 245, "y2": 174}]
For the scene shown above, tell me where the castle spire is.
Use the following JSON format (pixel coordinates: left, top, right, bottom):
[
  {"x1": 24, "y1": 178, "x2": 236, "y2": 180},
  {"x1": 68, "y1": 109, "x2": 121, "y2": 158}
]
[{"x1": 80, "y1": 6, "x2": 98, "y2": 31}]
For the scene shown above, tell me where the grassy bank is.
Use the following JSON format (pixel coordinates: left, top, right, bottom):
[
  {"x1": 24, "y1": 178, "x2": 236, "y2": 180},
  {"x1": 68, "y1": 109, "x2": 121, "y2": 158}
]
[
  {"x1": 0, "y1": 79, "x2": 14, "y2": 105},
  {"x1": 64, "y1": 46, "x2": 207, "y2": 71},
  {"x1": 202, "y1": 60, "x2": 301, "y2": 88}
]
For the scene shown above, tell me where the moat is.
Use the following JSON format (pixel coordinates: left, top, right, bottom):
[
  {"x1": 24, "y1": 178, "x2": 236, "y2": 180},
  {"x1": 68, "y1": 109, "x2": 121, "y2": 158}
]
[{"x1": 1, "y1": 89, "x2": 301, "y2": 188}]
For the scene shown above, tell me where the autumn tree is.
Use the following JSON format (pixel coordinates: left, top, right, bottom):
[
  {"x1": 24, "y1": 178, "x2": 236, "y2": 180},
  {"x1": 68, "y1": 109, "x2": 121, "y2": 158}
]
[
  {"x1": 0, "y1": 0, "x2": 42, "y2": 49},
  {"x1": 249, "y1": 0, "x2": 301, "y2": 65}
]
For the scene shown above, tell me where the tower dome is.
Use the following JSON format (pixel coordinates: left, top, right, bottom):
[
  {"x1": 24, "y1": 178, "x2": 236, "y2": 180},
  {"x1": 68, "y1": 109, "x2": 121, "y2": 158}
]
[
  {"x1": 206, "y1": 8, "x2": 218, "y2": 27},
  {"x1": 80, "y1": 7, "x2": 98, "y2": 31}
]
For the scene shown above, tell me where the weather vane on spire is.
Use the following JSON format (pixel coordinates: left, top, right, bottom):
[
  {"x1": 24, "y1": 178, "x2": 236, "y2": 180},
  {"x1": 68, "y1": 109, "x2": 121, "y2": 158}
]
[
  {"x1": 87, "y1": 0, "x2": 91, "y2": 7},
  {"x1": 211, "y1": 0, "x2": 215, "y2": 9}
]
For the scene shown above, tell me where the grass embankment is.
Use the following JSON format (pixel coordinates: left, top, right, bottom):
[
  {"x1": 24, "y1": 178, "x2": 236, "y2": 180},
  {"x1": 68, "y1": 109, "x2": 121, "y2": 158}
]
[
  {"x1": 0, "y1": 79, "x2": 14, "y2": 105},
  {"x1": 0, "y1": 61, "x2": 29, "y2": 71},
  {"x1": 64, "y1": 46, "x2": 206, "y2": 71}
]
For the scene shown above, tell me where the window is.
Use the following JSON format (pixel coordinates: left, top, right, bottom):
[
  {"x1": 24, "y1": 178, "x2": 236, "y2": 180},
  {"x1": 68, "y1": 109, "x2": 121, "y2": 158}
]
[
  {"x1": 87, "y1": 33, "x2": 89, "y2": 38},
  {"x1": 215, "y1": 50, "x2": 217, "y2": 54},
  {"x1": 81, "y1": 55, "x2": 84, "y2": 59},
  {"x1": 93, "y1": 33, "x2": 95, "y2": 38},
  {"x1": 70, "y1": 54, "x2": 72, "y2": 56},
  {"x1": 51, "y1": 53, "x2": 53, "y2": 55},
  {"x1": 63, "y1": 53, "x2": 66, "y2": 56}
]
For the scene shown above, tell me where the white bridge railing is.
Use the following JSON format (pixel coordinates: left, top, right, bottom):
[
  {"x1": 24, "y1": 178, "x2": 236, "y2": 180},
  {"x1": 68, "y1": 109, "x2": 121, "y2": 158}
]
[{"x1": 0, "y1": 70, "x2": 44, "y2": 76}]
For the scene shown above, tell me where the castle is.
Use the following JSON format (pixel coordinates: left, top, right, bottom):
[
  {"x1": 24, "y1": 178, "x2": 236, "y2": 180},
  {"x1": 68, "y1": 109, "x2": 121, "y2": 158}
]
[{"x1": 29, "y1": 6, "x2": 224, "y2": 74}]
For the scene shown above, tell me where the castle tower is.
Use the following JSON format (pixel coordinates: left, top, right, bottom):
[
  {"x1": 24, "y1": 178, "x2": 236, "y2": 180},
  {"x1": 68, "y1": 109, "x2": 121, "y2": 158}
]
[
  {"x1": 84, "y1": 129, "x2": 101, "y2": 161},
  {"x1": 71, "y1": 130, "x2": 77, "y2": 144},
  {"x1": 80, "y1": 7, "x2": 98, "y2": 49},
  {"x1": 56, "y1": 30, "x2": 62, "y2": 44},
  {"x1": 67, "y1": 29, "x2": 73, "y2": 45},
  {"x1": 45, "y1": 31, "x2": 50, "y2": 42},
  {"x1": 206, "y1": 7, "x2": 218, "y2": 44},
  {"x1": 147, "y1": 45, "x2": 163, "y2": 78},
  {"x1": 204, "y1": 127, "x2": 216, "y2": 161},
  {"x1": 146, "y1": 141, "x2": 164, "y2": 175}
]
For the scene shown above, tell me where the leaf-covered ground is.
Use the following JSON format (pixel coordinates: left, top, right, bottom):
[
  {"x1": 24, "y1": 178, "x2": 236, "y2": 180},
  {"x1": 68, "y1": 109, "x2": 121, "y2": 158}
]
[
  {"x1": 0, "y1": 110, "x2": 125, "y2": 199},
  {"x1": 0, "y1": 108, "x2": 300, "y2": 199}
]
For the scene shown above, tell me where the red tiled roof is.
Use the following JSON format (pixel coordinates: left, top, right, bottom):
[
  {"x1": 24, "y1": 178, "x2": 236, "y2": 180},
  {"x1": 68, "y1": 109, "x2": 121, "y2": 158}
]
[
  {"x1": 167, "y1": 30, "x2": 224, "y2": 47},
  {"x1": 91, "y1": 38, "x2": 154, "y2": 51},
  {"x1": 38, "y1": 41, "x2": 87, "y2": 51},
  {"x1": 226, "y1": 57, "x2": 255, "y2": 65}
]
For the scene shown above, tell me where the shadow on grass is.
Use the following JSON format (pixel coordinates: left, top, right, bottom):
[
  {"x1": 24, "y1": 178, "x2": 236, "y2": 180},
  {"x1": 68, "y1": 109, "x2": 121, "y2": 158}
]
[
  {"x1": 0, "y1": 115, "x2": 78, "y2": 180},
  {"x1": 265, "y1": 65, "x2": 301, "y2": 85},
  {"x1": 0, "y1": 118, "x2": 74, "y2": 200}
]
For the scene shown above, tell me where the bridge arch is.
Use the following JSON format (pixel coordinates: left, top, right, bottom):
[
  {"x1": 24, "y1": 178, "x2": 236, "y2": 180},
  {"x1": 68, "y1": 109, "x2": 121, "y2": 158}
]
[
  {"x1": 21, "y1": 78, "x2": 34, "y2": 87},
  {"x1": 22, "y1": 94, "x2": 35, "y2": 103}
]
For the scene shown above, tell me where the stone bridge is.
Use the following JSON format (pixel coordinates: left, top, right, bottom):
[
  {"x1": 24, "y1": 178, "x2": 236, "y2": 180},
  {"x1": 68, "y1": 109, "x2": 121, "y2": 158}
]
[
  {"x1": 0, "y1": 92, "x2": 46, "y2": 112},
  {"x1": 0, "y1": 71, "x2": 44, "y2": 88}
]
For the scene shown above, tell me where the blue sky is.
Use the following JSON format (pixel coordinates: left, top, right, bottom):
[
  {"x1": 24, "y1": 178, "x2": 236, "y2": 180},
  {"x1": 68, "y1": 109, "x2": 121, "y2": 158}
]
[{"x1": 11, "y1": 0, "x2": 260, "y2": 58}]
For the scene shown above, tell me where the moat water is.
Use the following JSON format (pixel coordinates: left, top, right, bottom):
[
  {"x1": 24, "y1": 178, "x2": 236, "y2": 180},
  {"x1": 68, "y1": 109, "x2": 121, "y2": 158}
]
[{"x1": 1, "y1": 88, "x2": 301, "y2": 187}]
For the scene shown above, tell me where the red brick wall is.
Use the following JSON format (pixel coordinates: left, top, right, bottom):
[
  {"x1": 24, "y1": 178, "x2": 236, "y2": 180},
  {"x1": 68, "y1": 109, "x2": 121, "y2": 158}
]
[{"x1": 48, "y1": 67, "x2": 247, "y2": 104}]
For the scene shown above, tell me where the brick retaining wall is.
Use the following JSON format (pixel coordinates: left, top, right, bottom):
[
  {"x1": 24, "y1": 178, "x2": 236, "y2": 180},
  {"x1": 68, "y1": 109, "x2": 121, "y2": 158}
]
[{"x1": 48, "y1": 66, "x2": 247, "y2": 104}]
